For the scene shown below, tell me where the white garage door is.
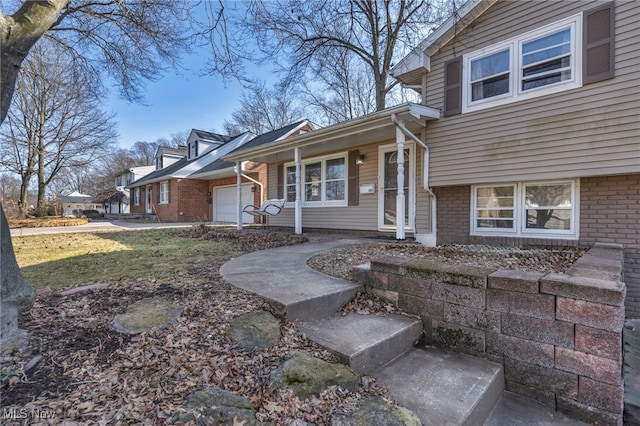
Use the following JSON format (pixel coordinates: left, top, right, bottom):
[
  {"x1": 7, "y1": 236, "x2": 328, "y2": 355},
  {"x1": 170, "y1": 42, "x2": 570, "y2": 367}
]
[{"x1": 214, "y1": 184, "x2": 254, "y2": 223}]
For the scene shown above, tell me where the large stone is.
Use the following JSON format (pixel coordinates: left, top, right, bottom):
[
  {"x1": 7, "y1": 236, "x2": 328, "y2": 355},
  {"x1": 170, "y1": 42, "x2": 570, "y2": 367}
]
[
  {"x1": 112, "y1": 297, "x2": 181, "y2": 334},
  {"x1": 331, "y1": 397, "x2": 422, "y2": 426},
  {"x1": 1, "y1": 206, "x2": 35, "y2": 355},
  {"x1": 172, "y1": 387, "x2": 265, "y2": 425},
  {"x1": 270, "y1": 350, "x2": 358, "y2": 398},
  {"x1": 226, "y1": 310, "x2": 281, "y2": 350}
]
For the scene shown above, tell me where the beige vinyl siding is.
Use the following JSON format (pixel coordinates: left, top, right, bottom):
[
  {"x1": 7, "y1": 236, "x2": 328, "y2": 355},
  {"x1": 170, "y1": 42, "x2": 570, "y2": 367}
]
[
  {"x1": 267, "y1": 144, "x2": 383, "y2": 231},
  {"x1": 425, "y1": 0, "x2": 639, "y2": 186},
  {"x1": 266, "y1": 141, "x2": 433, "y2": 233}
]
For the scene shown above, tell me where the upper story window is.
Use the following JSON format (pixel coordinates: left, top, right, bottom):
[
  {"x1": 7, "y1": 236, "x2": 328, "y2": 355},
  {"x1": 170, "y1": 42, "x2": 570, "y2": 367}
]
[
  {"x1": 189, "y1": 142, "x2": 197, "y2": 159},
  {"x1": 472, "y1": 180, "x2": 578, "y2": 239},
  {"x1": 284, "y1": 154, "x2": 347, "y2": 207},
  {"x1": 156, "y1": 156, "x2": 163, "y2": 170},
  {"x1": 463, "y1": 15, "x2": 581, "y2": 113}
]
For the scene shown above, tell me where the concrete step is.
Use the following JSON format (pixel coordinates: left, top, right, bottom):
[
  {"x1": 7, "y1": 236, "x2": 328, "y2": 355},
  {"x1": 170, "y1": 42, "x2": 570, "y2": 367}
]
[
  {"x1": 301, "y1": 313, "x2": 422, "y2": 374},
  {"x1": 372, "y1": 347, "x2": 504, "y2": 426}
]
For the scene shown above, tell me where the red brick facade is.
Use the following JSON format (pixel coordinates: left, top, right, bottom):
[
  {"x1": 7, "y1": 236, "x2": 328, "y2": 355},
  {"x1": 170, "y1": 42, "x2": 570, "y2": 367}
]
[
  {"x1": 434, "y1": 174, "x2": 640, "y2": 317},
  {"x1": 129, "y1": 162, "x2": 268, "y2": 224}
]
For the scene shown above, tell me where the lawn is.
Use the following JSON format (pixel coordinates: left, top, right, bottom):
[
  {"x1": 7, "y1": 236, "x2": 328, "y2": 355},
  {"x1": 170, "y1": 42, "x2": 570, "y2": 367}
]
[{"x1": 12, "y1": 229, "x2": 234, "y2": 290}]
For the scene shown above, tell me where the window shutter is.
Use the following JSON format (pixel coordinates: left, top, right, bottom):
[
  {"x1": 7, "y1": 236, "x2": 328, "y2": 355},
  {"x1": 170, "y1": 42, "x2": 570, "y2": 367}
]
[
  {"x1": 157, "y1": 183, "x2": 161, "y2": 204},
  {"x1": 167, "y1": 181, "x2": 171, "y2": 203},
  {"x1": 348, "y1": 150, "x2": 359, "y2": 206},
  {"x1": 444, "y1": 57, "x2": 462, "y2": 116},
  {"x1": 583, "y1": 2, "x2": 614, "y2": 84},
  {"x1": 277, "y1": 164, "x2": 284, "y2": 199}
]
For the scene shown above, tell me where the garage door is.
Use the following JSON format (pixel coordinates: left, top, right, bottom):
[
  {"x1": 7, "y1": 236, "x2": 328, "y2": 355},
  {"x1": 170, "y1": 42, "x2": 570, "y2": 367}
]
[{"x1": 214, "y1": 184, "x2": 254, "y2": 223}]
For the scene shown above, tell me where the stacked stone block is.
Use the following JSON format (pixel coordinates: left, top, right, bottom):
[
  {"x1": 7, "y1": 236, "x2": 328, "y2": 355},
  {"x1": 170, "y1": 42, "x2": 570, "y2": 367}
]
[{"x1": 350, "y1": 243, "x2": 626, "y2": 425}]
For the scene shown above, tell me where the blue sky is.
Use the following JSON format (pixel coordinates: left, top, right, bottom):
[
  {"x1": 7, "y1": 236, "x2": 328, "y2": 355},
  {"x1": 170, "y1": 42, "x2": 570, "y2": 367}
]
[{"x1": 106, "y1": 49, "x2": 246, "y2": 149}]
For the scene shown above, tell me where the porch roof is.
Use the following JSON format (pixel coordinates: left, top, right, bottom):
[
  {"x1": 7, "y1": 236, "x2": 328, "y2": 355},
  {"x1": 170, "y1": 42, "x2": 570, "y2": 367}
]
[{"x1": 224, "y1": 103, "x2": 440, "y2": 164}]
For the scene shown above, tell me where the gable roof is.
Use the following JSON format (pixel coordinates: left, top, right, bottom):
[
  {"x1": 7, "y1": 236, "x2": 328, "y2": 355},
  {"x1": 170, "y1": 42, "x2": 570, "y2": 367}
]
[
  {"x1": 189, "y1": 120, "x2": 315, "y2": 179},
  {"x1": 158, "y1": 146, "x2": 187, "y2": 157},
  {"x1": 391, "y1": 0, "x2": 497, "y2": 86},
  {"x1": 127, "y1": 157, "x2": 189, "y2": 187},
  {"x1": 192, "y1": 130, "x2": 233, "y2": 143}
]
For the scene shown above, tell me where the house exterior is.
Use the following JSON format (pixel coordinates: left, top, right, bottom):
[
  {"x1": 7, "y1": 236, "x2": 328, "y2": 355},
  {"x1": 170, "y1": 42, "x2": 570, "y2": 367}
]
[
  {"x1": 127, "y1": 121, "x2": 315, "y2": 223},
  {"x1": 60, "y1": 191, "x2": 103, "y2": 217},
  {"x1": 102, "y1": 166, "x2": 155, "y2": 214},
  {"x1": 224, "y1": 1, "x2": 638, "y2": 308}
]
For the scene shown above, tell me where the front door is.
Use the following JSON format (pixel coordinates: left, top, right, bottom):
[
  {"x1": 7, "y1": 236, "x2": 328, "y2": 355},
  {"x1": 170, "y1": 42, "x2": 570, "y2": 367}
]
[
  {"x1": 378, "y1": 144, "x2": 415, "y2": 231},
  {"x1": 145, "y1": 185, "x2": 152, "y2": 214}
]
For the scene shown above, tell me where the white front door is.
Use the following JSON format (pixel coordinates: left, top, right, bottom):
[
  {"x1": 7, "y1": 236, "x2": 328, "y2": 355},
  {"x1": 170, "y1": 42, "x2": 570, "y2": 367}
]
[
  {"x1": 214, "y1": 184, "x2": 254, "y2": 223},
  {"x1": 378, "y1": 143, "x2": 415, "y2": 231},
  {"x1": 145, "y1": 185, "x2": 153, "y2": 214}
]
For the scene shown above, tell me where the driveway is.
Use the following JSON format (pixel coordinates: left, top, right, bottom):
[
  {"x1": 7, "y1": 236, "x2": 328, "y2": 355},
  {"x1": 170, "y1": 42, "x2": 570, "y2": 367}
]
[{"x1": 9, "y1": 219, "x2": 214, "y2": 237}]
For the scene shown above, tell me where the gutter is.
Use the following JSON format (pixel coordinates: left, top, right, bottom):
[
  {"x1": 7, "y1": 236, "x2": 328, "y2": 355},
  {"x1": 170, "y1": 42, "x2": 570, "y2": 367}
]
[{"x1": 391, "y1": 113, "x2": 437, "y2": 247}]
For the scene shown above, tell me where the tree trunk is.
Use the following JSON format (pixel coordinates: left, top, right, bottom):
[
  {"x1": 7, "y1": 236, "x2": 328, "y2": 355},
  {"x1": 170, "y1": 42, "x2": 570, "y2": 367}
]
[
  {"x1": 18, "y1": 175, "x2": 30, "y2": 217},
  {"x1": 0, "y1": 0, "x2": 68, "y2": 124}
]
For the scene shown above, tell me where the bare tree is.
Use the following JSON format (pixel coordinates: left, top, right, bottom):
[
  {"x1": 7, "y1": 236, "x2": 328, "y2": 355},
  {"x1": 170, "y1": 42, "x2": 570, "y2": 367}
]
[
  {"x1": 223, "y1": 82, "x2": 304, "y2": 135},
  {"x1": 0, "y1": 0, "x2": 194, "y2": 124},
  {"x1": 0, "y1": 39, "x2": 118, "y2": 216},
  {"x1": 204, "y1": 0, "x2": 447, "y2": 116}
]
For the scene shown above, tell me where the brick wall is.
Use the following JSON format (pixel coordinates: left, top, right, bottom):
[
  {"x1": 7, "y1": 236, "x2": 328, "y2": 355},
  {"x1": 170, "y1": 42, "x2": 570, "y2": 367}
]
[
  {"x1": 434, "y1": 174, "x2": 640, "y2": 317},
  {"x1": 352, "y1": 243, "x2": 626, "y2": 425},
  {"x1": 580, "y1": 175, "x2": 640, "y2": 318}
]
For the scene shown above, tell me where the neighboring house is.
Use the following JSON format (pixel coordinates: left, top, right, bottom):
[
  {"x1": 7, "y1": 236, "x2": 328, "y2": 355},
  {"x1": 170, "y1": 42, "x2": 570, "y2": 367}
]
[
  {"x1": 101, "y1": 165, "x2": 155, "y2": 214},
  {"x1": 127, "y1": 121, "x2": 314, "y2": 223},
  {"x1": 60, "y1": 191, "x2": 103, "y2": 217},
  {"x1": 224, "y1": 1, "x2": 638, "y2": 302}
]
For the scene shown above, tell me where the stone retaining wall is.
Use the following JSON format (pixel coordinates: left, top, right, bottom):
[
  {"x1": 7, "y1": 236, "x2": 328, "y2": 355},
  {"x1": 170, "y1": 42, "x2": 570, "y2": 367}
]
[{"x1": 350, "y1": 243, "x2": 626, "y2": 425}]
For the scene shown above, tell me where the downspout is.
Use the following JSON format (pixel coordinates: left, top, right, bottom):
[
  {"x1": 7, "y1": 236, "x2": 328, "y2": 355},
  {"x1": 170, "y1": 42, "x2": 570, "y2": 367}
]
[
  {"x1": 391, "y1": 113, "x2": 437, "y2": 247},
  {"x1": 236, "y1": 161, "x2": 242, "y2": 231},
  {"x1": 294, "y1": 147, "x2": 302, "y2": 235}
]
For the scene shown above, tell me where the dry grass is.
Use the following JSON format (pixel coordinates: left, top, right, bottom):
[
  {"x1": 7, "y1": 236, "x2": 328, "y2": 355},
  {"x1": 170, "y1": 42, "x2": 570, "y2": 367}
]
[
  {"x1": 9, "y1": 217, "x2": 89, "y2": 228},
  {"x1": 12, "y1": 229, "x2": 234, "y2": 290}
]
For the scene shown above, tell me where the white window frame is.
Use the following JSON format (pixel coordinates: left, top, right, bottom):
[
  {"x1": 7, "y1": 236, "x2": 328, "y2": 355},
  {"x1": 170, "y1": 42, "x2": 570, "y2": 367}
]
[
  {"x1": 284, "y1": 153, "x2": 348, "y2": 208},
  {"x1": 159, "y1": 180, "x2": 170, "y2": 204},
  {"x1": 133, "y1": 188, "x2": 141, "y2": 206},
  {"x1": 462, "y1": 15, "x2": 582, "y2": 113},
  {"x1": 471, "y1": 180, "x2": 579, "y2": 239}
]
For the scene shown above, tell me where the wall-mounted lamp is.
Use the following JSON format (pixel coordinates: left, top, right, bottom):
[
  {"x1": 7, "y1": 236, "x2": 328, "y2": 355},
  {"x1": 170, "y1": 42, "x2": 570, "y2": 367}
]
[
  {"x1": 251, "y1": 186, "x2": 256, "y2": 192},
  {"x1": 355, "y1": 154, "x2": 366, "y2": 165}
]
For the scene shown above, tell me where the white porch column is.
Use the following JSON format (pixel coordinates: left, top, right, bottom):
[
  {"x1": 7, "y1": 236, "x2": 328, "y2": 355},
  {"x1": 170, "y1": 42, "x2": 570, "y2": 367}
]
[
  {"x1": 294, "y1": 147, "x2": 302, "y2": 235},
  {"x1": 236, "y1": 161, "x2": 242, "y2": 231},
  {"x1": 396, "y1": 126, "x2": 406, "y2": 240}
]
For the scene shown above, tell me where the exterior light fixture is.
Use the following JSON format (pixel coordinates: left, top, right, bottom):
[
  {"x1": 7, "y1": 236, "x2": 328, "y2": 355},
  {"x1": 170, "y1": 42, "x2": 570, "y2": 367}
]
[{"x1": 356, "y1": 154, "x2": 366, "y2": 165}]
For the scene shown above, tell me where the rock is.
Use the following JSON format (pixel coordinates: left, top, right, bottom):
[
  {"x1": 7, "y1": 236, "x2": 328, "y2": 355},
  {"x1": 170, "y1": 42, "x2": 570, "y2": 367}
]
[
  {"x1": 270, "y1": 351, "x2": 358, "y2": 398},
  {"x1": 24, "y1": 354, "x2": 43, "y2": 372},
  {"x1": 1, "y1": 206, "x2": 35, "y2": 355},
  {"x1": 112, "y1": 297, "x2": 181, "y2": 334},
  {"x1": 226, "y1": 310, "x2": 281, "y2": 349},
  {"x1": 172, "y1": 387, "x2": 267, "y2": 425},
  {"x1": 331, "y1": 397, "x2": 422, "y2": 426}
]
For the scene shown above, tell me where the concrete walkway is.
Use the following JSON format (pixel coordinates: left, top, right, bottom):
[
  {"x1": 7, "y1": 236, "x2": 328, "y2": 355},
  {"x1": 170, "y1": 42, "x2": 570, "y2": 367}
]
[{"x1": 221, "y1": 238, "x2": 587, "y2": 425}]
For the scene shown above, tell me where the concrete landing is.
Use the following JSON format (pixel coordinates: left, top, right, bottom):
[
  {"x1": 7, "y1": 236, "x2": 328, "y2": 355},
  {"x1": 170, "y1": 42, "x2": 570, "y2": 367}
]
[
  {"x1": 301, "y1": 313, "x2": 422, "y2": 374},
  {"x1": 220, "y1": 239, "x2": 362, "y2": 321},
  {"x1": 485, "y1": 392, "x2": 587, "y2": 425},
  {"x1": 373, "y1": 347, "x2": 504, "y2": 426}
]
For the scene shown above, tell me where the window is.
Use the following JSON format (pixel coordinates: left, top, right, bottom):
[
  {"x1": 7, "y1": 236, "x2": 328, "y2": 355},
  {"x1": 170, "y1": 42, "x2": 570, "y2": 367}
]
[
  {"x1": 463, "y1": 15, "x2": 580, "y2": 112},
  {"x1": 285, "y1": 154, "x2": 347, "y2": 206},
  {"x1": 189, "y1": 142, "x2": 197, "y2": 159},
  {"x1": 159, "y1": 181, "x2": 170, "y2": 204},
  {"x1": 472, "y1": 180, "x2": 578, "y2": 238},
  {"x1": 474, "y1": 185, "x2": 516, "y2": 231},
  {"x1": 470, "y1": 48, "x2": 511, "y2": 102},
  {"x1": 133, "y1": 188, "x2": 141, "y2": 206},
  {"x1": 156, "y1": 156, "x2": 163, "y2": 170}
]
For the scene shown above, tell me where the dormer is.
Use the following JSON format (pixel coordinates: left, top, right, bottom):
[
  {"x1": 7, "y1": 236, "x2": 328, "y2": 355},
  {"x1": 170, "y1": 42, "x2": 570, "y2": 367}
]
[
  {"x1": 155, "y1": 145, "x2": 187, "y2": 170},
  {"x1": 186, "y1": 129, "x2": 233, "y2": 160}
]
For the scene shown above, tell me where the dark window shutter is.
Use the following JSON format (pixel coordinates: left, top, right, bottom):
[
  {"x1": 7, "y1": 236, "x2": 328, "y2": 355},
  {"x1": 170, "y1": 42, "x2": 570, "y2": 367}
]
[
  {"x1": 157, "y1": 183, "x2": 161, "y2": 204},
  {"x1": 348, "y1": 150, "x2": 359, "y2": 206},
  {"x1": 583, "y1": 2, "x2": 614, "y2": 84},
  {"x1": 167, "y1": 181, "x2": 171, "y2": 203},
  {"x1": 277, "y1": 164, "x2": 284, "y2": 199},
  {"x1": 444, "y1": 57, "x2": 462, "y2": 116}
]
